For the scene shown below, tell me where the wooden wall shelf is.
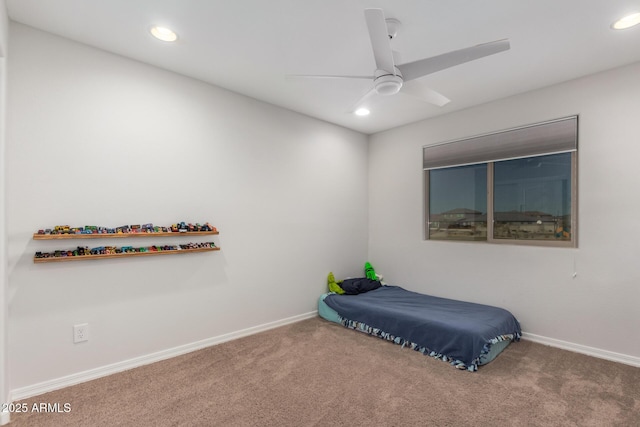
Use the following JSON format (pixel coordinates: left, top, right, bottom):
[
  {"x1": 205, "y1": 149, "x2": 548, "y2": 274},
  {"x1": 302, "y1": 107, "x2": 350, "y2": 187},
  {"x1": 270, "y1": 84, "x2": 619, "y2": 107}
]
[
  {"x1": 34, "y1": 246, "x2": 220, "y2": 263},
  {"x1": 33, "y1": 231, "x2": 219, "y2": 240}
]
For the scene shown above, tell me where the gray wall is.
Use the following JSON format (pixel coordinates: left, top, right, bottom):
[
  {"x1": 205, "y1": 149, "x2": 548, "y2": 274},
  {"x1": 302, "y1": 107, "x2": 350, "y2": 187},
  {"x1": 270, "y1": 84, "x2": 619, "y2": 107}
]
[
  {"x1": 6, "y1": 23, "x2": 369, "y2": 393},
  {"x1": 369, "y1": 61, "x2": 640, "y2": 361}
]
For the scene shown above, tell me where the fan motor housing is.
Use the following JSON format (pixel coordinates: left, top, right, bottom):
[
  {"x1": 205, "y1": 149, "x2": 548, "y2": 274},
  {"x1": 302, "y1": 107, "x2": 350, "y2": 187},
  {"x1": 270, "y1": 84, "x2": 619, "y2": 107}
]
[{"x1": 374, "y1": 73, "x2": 403, "y2": 96}]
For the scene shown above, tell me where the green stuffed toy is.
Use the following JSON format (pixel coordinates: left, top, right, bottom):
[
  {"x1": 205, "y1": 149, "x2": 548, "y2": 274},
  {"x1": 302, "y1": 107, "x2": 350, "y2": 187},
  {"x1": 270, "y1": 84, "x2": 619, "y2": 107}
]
[
  {"x1": 327, "y1": 272, "x2": 345, "y2": 294},
  {"x1": 364, "y1": 262, "x2": 378, "y2": 281}
]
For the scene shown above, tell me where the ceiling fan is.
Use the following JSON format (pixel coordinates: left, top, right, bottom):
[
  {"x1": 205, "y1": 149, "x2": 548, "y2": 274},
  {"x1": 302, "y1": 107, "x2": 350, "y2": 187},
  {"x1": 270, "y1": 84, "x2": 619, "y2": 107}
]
[{"x1": 291, "y1": 9, "x2": 510, "y2": 113}]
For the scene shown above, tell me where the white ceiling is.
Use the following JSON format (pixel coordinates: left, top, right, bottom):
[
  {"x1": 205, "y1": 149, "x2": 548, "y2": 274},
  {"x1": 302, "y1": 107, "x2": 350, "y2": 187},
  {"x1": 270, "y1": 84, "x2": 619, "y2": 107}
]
[{"x1": 6, "y1": 0, "x2": 640, "y2": 134}]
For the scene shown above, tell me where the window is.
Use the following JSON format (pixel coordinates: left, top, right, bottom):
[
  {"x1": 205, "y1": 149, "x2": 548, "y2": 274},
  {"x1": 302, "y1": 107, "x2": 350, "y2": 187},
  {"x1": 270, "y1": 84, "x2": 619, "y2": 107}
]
[
  {"x1": 424, "y1": 117, "x2": 577, "y2": 247},
  {"x1": 429, "y1": 164, "x2": 487, "y2": 241}
]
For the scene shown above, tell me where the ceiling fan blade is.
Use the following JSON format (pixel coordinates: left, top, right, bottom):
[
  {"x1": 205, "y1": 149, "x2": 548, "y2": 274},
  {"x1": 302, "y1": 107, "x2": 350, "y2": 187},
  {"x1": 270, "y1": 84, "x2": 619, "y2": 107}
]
[
  {"x1": 397, "y1": 39, "x2": 510, "y2": 82},
  {"x1": 285, "y1": 74, "x2": 373, "y2": 81},
  {"x1": 392, "y1": 50, "x2": 403, "y2": 65},
  {"x1": 364, "y1": 9, "x2": 396, "y2": 73},
  {"x1": 402, "y1": 80, "x2": 450, "y2": 107}
]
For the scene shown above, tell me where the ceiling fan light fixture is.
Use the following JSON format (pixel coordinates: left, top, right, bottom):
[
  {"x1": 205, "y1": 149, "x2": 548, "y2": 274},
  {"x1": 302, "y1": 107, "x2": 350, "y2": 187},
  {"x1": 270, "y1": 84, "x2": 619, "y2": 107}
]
[
  {"x1": 374, "y1": 74, "x2": 403, "y2": 96},
  {"x1": 354, "y1": 108, "x2": 370, "y2": 116},
  {"x1": 150, "y1": 26, "x2": 178, "y2": 42},
  {"x1": 611, "y1": 12, "x2": 640, "y2": 30}
]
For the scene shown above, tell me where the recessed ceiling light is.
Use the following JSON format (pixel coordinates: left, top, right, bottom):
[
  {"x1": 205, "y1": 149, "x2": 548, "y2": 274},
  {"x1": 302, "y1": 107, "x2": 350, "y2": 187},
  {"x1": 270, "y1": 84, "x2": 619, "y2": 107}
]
[
  {"x1": 150, "y1": 26, "x2": 178, "y2": 42},
  {"x1": 354, "y1": 108, "x2": 370, "y2": 116},
  {"x1": 611, "y1": 12, "x2": 640, "y2": 30}
]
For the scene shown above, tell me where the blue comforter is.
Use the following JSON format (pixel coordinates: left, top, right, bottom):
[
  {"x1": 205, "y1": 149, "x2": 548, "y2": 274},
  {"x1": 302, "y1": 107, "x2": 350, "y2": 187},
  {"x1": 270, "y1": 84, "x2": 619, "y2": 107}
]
[{"x1": 323, "y1": 285, "x2": 521, "y2": 367}]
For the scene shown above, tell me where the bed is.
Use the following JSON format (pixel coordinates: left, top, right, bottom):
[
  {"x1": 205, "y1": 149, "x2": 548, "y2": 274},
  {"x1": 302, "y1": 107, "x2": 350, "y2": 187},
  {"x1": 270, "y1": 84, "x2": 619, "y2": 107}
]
[{"x1": 318, "y1": 284, "x2": 521, "y2": 371}]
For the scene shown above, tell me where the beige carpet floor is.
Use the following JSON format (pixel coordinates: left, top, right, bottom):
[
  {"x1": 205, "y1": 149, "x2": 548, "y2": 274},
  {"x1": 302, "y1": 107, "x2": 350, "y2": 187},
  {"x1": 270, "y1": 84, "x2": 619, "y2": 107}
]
[{"x1": 9, "y1": 317, "x2": 640, "y2": 426}]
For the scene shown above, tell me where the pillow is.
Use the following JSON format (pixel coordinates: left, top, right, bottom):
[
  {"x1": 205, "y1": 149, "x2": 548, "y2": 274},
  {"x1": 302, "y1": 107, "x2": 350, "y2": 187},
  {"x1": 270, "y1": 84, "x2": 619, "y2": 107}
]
[{"x1": 338, "y1": 277, "x2": 381, "y2": 295}]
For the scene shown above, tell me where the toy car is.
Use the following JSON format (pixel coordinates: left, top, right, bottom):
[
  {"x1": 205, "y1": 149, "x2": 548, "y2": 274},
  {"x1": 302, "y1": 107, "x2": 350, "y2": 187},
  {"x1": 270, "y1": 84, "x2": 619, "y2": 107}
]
[{"x1": 89, "y1": 247, "x2": 106, "y2": 255}]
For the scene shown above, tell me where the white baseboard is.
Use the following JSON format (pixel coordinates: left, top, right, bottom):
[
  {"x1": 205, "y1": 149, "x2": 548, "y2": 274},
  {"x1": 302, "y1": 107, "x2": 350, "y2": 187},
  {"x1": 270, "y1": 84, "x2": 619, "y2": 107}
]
[
  {"x1": 1, "y1": 409, "x2": 10, "y2": 426},
  {"x1": 10, "y1": 311, "x2": 318, "y2": 401},
  {"x1": 521, "y1": 332, "x2": 640, "y2": 368}
]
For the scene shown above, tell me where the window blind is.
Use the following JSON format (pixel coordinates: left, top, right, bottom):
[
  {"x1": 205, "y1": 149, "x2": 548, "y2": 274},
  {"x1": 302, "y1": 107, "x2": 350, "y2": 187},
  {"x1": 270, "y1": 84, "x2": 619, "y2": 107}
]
[{"x1": 423, "y1": 116, "x2": 577, "y2": 170}]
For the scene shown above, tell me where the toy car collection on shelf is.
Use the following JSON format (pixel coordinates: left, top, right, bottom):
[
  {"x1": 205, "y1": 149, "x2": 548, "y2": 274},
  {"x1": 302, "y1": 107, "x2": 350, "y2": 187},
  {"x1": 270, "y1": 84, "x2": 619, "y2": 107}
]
[
  {"x1": 34, "y1": 221, "x2": 218, "y2": 239},
  {"x1": 32, "y1": 221, "x2": 220, "y2": 263},
  {"x1": 34, "y1": 242, "x2": 219, "y2": 263}
]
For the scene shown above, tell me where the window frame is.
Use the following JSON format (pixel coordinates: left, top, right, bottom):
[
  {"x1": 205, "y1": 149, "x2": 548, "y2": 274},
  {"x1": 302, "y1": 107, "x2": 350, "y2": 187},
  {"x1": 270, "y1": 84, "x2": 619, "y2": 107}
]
[{"x1": 423, "y1": 118, "x2": 578, "y2": 248}]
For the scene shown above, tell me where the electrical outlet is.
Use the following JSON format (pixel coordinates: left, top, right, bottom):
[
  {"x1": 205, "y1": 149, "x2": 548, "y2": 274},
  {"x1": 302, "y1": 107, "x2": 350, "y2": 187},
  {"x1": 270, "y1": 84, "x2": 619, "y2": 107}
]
[{"x1": 73, "y1": 323, "x2": 89, "y2": 343}]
